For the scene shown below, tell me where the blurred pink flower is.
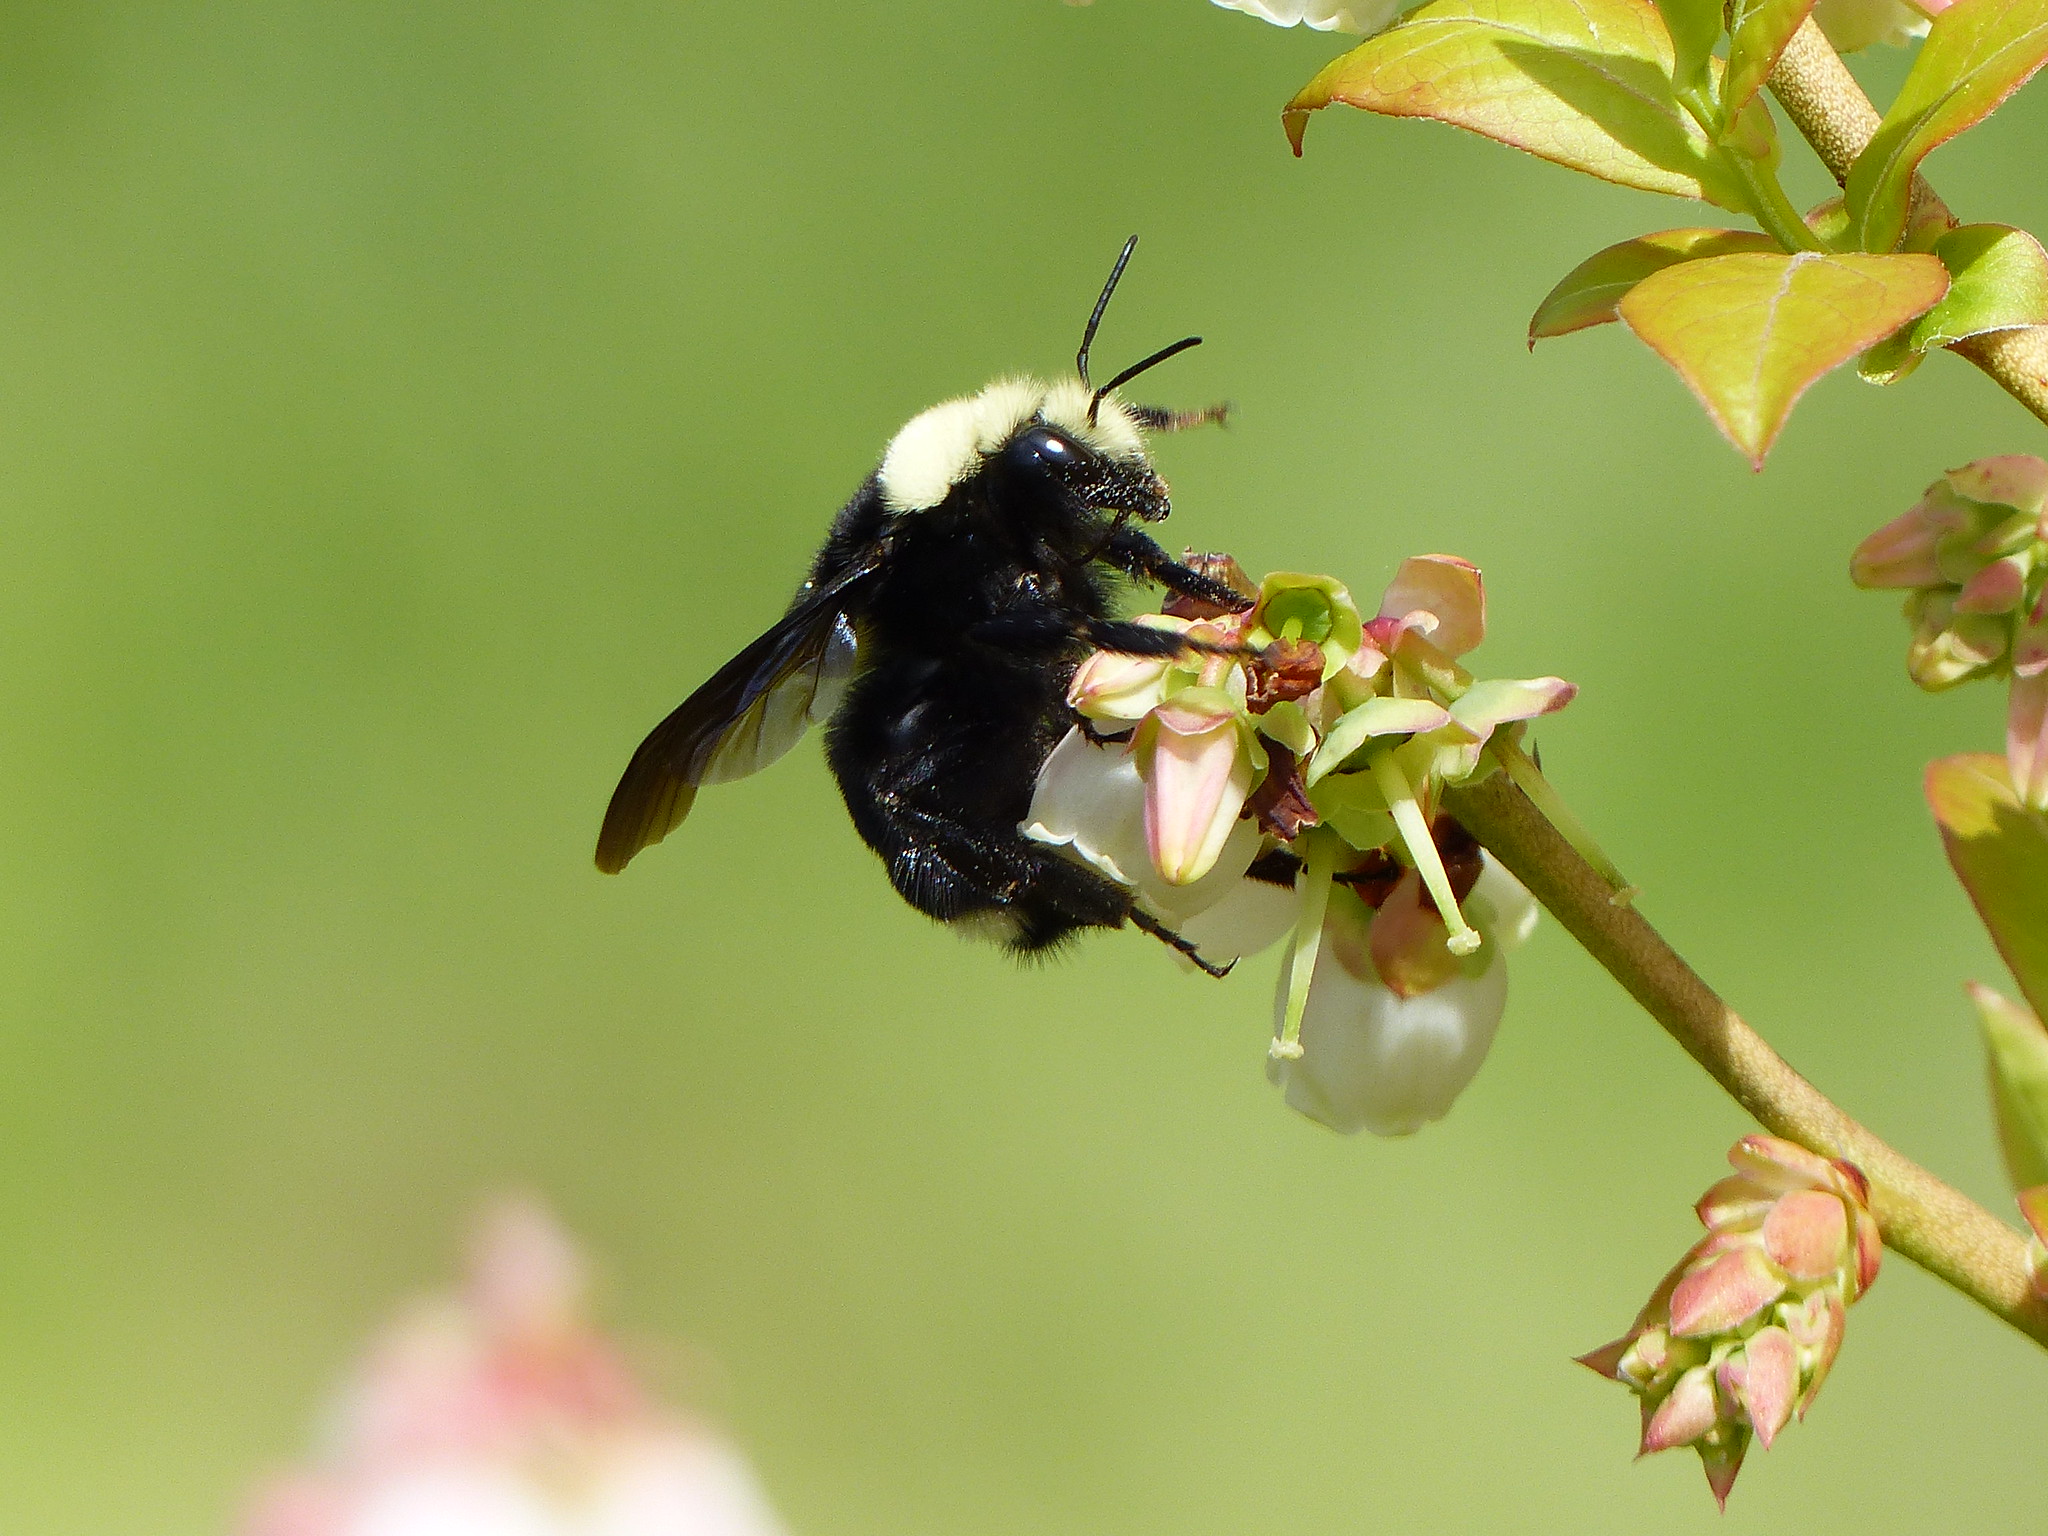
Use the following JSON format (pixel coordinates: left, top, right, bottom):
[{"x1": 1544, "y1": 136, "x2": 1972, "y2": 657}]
[{"x1": 241, "y1": 1199, "x2": 789, "y2": 1536}]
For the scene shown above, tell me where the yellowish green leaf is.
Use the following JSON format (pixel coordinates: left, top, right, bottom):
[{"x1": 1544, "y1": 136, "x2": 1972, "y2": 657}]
[
  {"x1": 1283, "y1": 0, "x2": 1759, "y2": 209},
  {"x1": 1929, "y1": 753, "x2": 2048, "y2": 1022},
  {"x1": 1860, "y1": 223, "x2": 2048, "y2": 382},
  {"x1": 1846, "y1": 0, "x2": 2048, "y2": 252},
  {"x1": 1971, "y1": 983, "x2": 2048, "y2": 1195},
  {"x1": 1529, "y1": 228, "x2": 1780, "y2": 343},
  {"x1": 1618, "y1": 250, "x2": 1947, "y2": 466}
]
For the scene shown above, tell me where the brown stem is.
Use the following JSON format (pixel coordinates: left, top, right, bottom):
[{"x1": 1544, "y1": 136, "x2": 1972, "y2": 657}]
[
  {"x1": 1444, "y1": 772, "x2": 2048, "y2": 1349},
  {"x1": 1767, "y1": 19, "x2": 2048, "y2": 431}
]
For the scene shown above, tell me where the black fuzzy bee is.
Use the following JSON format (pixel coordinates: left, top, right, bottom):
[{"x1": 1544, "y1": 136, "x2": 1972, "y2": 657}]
[{"x1": 596, "y1": 240, "x2": 1249, "y2": 968}]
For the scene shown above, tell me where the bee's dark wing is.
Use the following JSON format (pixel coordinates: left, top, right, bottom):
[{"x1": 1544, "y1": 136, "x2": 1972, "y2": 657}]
[{"x1": 595, "y1": 560, "x2": 876, "y2": 874}]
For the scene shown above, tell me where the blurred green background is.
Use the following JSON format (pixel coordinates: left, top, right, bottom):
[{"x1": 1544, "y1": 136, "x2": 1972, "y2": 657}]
[{"x1": 1, "y1": 3, "x2": 2044, "y2": 1532}]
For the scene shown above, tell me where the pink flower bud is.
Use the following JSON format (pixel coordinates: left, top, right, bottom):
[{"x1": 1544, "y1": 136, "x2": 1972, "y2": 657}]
[
  {"x1": 1580, "y1": 1138, "x2": 1880, "y2": 1507},
  {"x1": 1137, "y1": 690, "x2": 1259, "y2": 886},
  {"x1": 1954, "y1": 555, "x2": 2030, "y2": 616},
  {"x1": 1067, "y1": 648, "x2": 1177, "y2": 725},
  {"x1": 1851, "y1": 498, "x2": 1961, "y2": 590},
  {"x1": 1641, "y1": 1365, "x2": 1719, "y2": 1453},
  {"x1": 1724, "y1": 1325, "x2": 1799, "y2": 1448},
  {"x1": 1945, "y1": 454, "x2": 2048, "y2": 522}
]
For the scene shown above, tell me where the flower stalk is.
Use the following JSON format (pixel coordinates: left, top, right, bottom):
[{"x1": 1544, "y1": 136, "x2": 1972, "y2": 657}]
[{"x1": 1444, "y1": 770, "x2": 2048, "y2": 1349}]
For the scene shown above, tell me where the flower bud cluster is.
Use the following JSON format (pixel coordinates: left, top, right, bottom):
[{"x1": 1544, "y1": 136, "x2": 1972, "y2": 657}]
[
  {"x1": 1852, "y1": 455, "x2": 2048, "y2": 807},
  {"x1": 1580, "y1": 1137, "x2": 1881, "y2": 1509},
  {"x1": 1026, "y1": 553, "x2": 1578, "y2": 1134}
]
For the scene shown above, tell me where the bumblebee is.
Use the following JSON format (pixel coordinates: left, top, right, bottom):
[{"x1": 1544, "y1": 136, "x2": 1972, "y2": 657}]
[{"x1": 596, "y1": 240, "x2": 1247, "y2": 968}]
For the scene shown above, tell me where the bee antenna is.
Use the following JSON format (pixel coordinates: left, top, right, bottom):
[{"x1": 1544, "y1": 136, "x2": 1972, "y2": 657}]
[
  {"x1": 1088, "y1": 335, "x2": 1202, "y2": 427},
  {"x1": 1077, "y1": 234, "x2": 1140, "y2": 388}
]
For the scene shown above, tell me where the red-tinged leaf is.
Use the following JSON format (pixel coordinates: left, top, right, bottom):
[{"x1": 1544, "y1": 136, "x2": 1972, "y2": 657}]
[
  {"x1": 1846, "y1": 0, "x2": 2048, "y2": 253},
  {"x1": 1724, "y1": 0, "x2": 1818, "y2": 115},
  {"x1": 1282, "y1": 0, "x2": 1761, "y2": 209},
  {"x1": 1928, "y1": 753, "x2": 2048, "y2": 1022},
  {"x1": 1618, "y1": 250, "x2": 1948, "y2": 465},
  {"x1": 1529, "y1": 228, "x2": 1780, "y2": 343}
]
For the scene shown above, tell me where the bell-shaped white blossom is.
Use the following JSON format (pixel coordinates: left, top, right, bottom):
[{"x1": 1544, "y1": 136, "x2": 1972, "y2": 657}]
[
  {"x1": 1022, "y1": 726, "x2": 1262, "y2": 922},
  {"x1": 1210, "y1": 0, "x2": 1402, "y2": 35},
  {"x1": 1268, "y1": 858, "x2": 1536, "y2": 1135}
]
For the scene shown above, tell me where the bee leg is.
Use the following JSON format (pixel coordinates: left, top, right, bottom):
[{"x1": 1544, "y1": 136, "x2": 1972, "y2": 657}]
[
  {"x1": 1127, "y1": 908, "x2": 1235, "y2": 979},
  {"x1": 970, "y1": 608, "x2": 1227, "y2": 660},
  {"x1": 1076, "y1": 715, "x2": 1134, "y2": 745},
  {"x1": 1127, "y1": 402, "x2": 1230, "y2": 433},
  {"x1": 1098, "y1": 525, "x2": 1255, "y2": 614},
  {"x1": 1243, "y1": 847, "x2": 1303, "y2": 888}
]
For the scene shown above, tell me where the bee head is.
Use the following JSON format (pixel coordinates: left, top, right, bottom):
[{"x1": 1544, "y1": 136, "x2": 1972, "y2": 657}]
[
  {"x1": 874, "y1": 239, "x2": 1200, "y2": 527},
  {"x1": 874, "y1": 378, "x2": 1169, "y2": 523}
]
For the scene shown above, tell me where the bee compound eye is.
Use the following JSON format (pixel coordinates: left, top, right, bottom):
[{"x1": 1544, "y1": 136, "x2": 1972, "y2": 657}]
[{"x1": 1006, "y1": 426, "x2": 1081, "y2": 475}]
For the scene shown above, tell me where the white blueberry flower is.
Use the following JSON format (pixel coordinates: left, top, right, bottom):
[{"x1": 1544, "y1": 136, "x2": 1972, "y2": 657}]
[
  {"x1": 1268, "y1": 856, "x2": 1537, "y2": 1136},
  {"x1": 1210, "y1": 0, "x2": 1403, "y2": 35},
  {"x1": 1022, "y1": 727, "x2": 1263, "y2": 925}
]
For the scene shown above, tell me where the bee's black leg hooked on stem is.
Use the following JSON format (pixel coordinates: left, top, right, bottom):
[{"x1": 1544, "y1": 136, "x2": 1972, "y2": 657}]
[
  {"x1": 1128, "y1": 908, "x2": 1234, "y2": 979},
  {"x1": 1098, "y1": 525, "x2": 1255, "y2": 614}
]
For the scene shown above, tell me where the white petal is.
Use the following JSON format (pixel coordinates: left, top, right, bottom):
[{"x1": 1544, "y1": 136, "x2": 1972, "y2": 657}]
[
  {"x1": 1166, "y1": 867, "x2": 1297, "y2": 968},
  {"x1": 1268, "y1": 942, "x2": 1508, "y2": 1135},
  {"x1": 1020, "y1": 729, "x2": 1152, "y2": 890},
  {"x1": 1022, "y1": 729, "x2": 1261, "y2": 923},
  {"x1": 588, "y1": 1436, "x2": 791, "y2": 1536},
  {"x1": 1210, "y1": 0, "x2": 1400, "y2": 32},
  {"x1": 1469, "y1": 854, "x2": 1538, "y2": 951},
  {"x1": 341, "y1": 1468, "x2": 560, "y2": 1536}
]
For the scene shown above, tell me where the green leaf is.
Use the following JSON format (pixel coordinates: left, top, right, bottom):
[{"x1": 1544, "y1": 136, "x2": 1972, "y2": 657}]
[
  {"x1": 1529, "y1": 228, "x2": 1780, "y2": 343},
  {"x1": 1724, "y1": 0, "x2": 1818, "y2": 116},
  {"x1": 1845, "y1": 0, "x2": 2048, "y2": 253},
  {"x1": 1859, "y1": 223, "x2": 2048, "y2": 382},
  {"x1": 1971, "y1": 983, "x2": 2048, "y2": 1195},
  {"x1": 1618, "y1": 250, "x2": 1948, "y2": 466},
  {"x1": 1653, "y1": 0, "x2": 1724, "y2": 97},
  {"x1": 1282, "y1": 0, "x2": 1761, "y2": 210},
  {"x1": 1911, "y1": 223, "x2": 2048, "y2": 346},
  {"x1": 1856, "y1": 327, "x2": 1925, "y2": 384},
  {"x1": 1928, "y1": 753, "x2": 2048, "y2": 1022}
]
